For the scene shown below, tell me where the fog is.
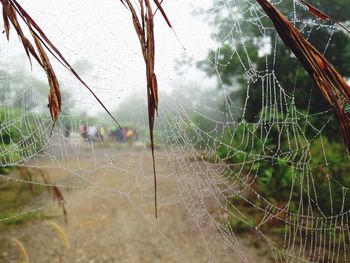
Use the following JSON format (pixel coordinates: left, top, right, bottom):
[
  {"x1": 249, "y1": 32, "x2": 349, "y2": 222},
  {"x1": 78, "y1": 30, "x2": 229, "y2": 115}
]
[{"x1": 0, "y1": 0, "x2": 215, "y2": 117}]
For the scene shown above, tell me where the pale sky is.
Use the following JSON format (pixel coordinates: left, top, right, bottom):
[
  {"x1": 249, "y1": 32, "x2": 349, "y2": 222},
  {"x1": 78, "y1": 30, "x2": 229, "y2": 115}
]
[{"x1": 1, "y1": 0, "x2": 215, "y2": 115}]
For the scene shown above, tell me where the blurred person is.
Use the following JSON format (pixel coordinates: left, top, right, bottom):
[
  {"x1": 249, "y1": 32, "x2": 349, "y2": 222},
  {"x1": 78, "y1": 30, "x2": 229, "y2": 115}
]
[
  {"x1": 79, "y1": 124, "x2": 88, "y2": 140},
  {"x1": 126, "y1": 129, "x2": 135, "y2": 140},
  {"x1": 99, "y1": 126, "x2": 106, "y2": 142},
  {"x1": 109, "y1": 126, "x2": 118, "y2": 141},
  {"x1": 87, "y1": 125, "x2": 98, "y2": 142}
]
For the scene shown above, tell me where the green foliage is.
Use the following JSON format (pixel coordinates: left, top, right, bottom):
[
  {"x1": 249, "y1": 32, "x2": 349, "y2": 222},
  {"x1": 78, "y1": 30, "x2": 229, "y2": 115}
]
[
  {"x1": 199, "y1": 0, "x2": 350, "y2": 140},
  {"x1": 0, "y1": 107, "x2": 46, "y2": 174},
  {"x1": 0, "y1": 108, "x2": 21, "y2": 174},
  {"x1": 310, "y1": 137, "x2": 350, "y2": 183},
  {"x1": 217, "y1": 123, "x2": 263, "y2": 165},
  {"x1": 256, "y1": 157, "x2": 298, "y2": 201},
  {"x1": 185, "y1": 112, "x2": 217, "y2": 149},
  {"x1": 218, "y1": 123, "x2": 350, "y2": 217},
  {"x1": 308, "y1": 136, "x2": 350, "y2": 214},
  {"x1": 227, "y1": 215, "x2": 254, "y2": 234},
  {"x1": 198, "y1": 0, "x2": 350, "y2": 226}
]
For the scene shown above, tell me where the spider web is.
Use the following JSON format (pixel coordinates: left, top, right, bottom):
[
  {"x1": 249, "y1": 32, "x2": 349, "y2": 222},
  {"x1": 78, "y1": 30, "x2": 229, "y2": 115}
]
[{"x1": 0, "y1": 0, "x2": 349, "y2": 262}]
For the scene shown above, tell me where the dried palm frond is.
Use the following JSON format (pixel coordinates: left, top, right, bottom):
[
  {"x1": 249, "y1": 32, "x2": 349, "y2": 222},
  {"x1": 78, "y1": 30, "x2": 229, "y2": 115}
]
[
  {"x1": 120, "y1": 0, "x2": 172, "y2": 218},
  {"x1": 1, "y1": 0, "x2": 120, "y2": 132},
  {"x1": 256, "y1": 0, "x2": 350, "y2": 153}
]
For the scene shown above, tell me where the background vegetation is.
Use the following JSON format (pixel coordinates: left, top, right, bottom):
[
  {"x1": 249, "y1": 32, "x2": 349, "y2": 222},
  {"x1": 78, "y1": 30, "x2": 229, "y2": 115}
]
[{"x1": 194, "y1": 0, "x2": 350, "y2": 241}]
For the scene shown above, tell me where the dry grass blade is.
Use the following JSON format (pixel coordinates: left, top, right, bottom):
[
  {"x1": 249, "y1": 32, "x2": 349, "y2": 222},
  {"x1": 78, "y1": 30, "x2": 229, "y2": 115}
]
[
  {"x1": 256, "y1": 0, "x2": 350, "y2": 153},
  {"x1": 152, "y1": 0, "x2": 172, "y2": 28},
  {"x1": 46, "y1": 221, "x2": 70, "y2": 249},
  {"x1": 52, "y1": 186, "x2": 68, "y2": 224},
  {"x1": 298, "y1": 0, "x2": 331, "y2": 21},
  {"x1": 153, "y1": 0, "x2": 163, "y2": 15},
  {"x1": 297, "y1": 0, "x2": 350, "y2": 34},
  {"x1": 1, "y1": 0, "x2": 60, "y2": 127},
  {"x1": 1, "y1": 1, "x2": 42, "y2": 67},
  {"x1": 17, "y1": 167, "x2": 68, "y2": 224},
  {"x1": 119, "y1": 0, "x2": 127, "y2": 9},
  {"x1": 32, "y1": 32, "x2": 61, "y2": 130},
  {"x1": 38, "y1": 169, "x2": 68, "y2": 224},
  {"x1": 16, "y1": 166, "x2": 34, "y2": 194},
  {"x1": 121, "y1": 0, "x2": 170, "y2": 218},
  {"x1": 1, "y1": 0, "x2": 121, "y2": 130},
  {"x1": 2, "y1": 5, "x2": 10, "y2": 40},
  {"x1": 145, "y1": 0, "x2": 158, "y2": 218},
  {"x1": 10, "y1": 238, "x2": 30, "y2": 263}
]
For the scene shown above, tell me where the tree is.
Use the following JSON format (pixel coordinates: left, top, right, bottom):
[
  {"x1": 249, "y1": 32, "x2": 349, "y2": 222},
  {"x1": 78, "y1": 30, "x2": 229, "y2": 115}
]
[{"x1": 198, "y1": 0, "x2": 350, "y2": 139}]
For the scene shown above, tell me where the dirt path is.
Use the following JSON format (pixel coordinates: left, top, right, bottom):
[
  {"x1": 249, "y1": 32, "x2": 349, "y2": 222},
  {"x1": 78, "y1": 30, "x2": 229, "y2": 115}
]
[{"x1": 1, "y1": 140, "x2": 266, "y2": 263}]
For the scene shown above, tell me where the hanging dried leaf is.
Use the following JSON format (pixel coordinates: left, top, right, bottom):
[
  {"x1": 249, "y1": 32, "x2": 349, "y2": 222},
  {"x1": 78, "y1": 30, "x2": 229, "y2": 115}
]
[
  {"x1": 145, "y1": 0, "x2": 158, "y2": 218},
  {"x1": 17, "y1": 167, "x2": 68, "y2": 224},
  {"x1": 52, "y1": 186, "x2": 68, "y2": 225},
  {"x1": 1, "y1": 1, "x2": 41, "y2": 67},
  {"x1": 2, "y1": 6, "x2": 10, "y2": 40},
  {"x1": 120, "y1": 0, "x2": 173, "y2": 218},
  {"x1": 256, "y1": 0, "x2": 350, "y2": 152},
  {"x1": 153, "y1": 0, "x2": 172, "y2": 28},
  {"x1": 1, "y1": 0, "x2": 121, "y2": 131},
  {"x1": 297, "y1": 0, "x2": 350, "y2": 34},
  {"x1": 298, "y1": 0, "x2": 330, "y2": 21},
  {"x1": 32, "y1": 32, "x2": 61, "y2": 127}
]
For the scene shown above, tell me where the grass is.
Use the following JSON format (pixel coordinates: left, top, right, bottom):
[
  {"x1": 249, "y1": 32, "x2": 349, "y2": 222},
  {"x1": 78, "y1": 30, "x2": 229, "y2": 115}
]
[
  {"x1": 10, "y1": 238, "x2": 30, "y2": 263},
  {"x1": 227, "y1": 215, "x2": 254, "y2": 234},
  {"x1": 0, "y1": 178, "x2": 49, "y2": 231},
  {"x1": 46, "y1": 221, "x2": 70, "y2": 249},
  {"x1": 0, "y1": 174, "x2": 69, "y2": 262}
]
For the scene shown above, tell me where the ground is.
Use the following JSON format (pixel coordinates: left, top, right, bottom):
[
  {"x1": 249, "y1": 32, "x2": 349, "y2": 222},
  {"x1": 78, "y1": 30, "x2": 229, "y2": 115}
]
[{"x1": 0, "y1": 134, "x2": 269, "y2": 262}]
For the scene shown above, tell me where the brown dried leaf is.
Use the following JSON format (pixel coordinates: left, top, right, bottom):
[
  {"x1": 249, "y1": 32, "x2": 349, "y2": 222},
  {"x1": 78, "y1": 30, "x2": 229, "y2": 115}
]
[
  {"x1": 151, "y1": 73, "x2": 158, "y2": 110},
  {"x1": 122, "y1": 0, "x2": 159, "y2": 217},
  {"x1": 21, "y1": 36, "x2": 44, "y2": 68},
  {"x1": 298, "y1": 0, "x2": 330, "y2": 21},
  {"x1": 2, "y1": 6, "x2": 10, "y2": 40},
  {"x1": 119, "y1": 0, "x2": 127, "y2": 9},
  {"x1": 2, "y1": 2, "x2": 35, "y2": 67},
  {"x1": 298, "y1": 0, "x2": 350, "y2": 34},
  {"x1": 145, "y1": 0, "x2": 158, "y2": 218},
  {"x1": 52, "y1": 186, "x2": 68, "y2": 224},
  {"x1": 17, "y1": 167, "x2": 68, "y2": 224},
  {"x1": 32, "y1": 31, "x2": 61, "y2": 126},
  {"x1": 152, "y1": 0, "x2": 172, "y2": 28},
  {"x1": 256, "y1": 0, "x2": 350, "y2": 152},
  {"x1": 2, "y1": 0, "x2": 121, "y2": 128}
]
